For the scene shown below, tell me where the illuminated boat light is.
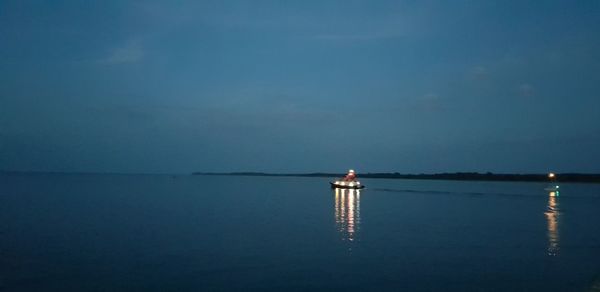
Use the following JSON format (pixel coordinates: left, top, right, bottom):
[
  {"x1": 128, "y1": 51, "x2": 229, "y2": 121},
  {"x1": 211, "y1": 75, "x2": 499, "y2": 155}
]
[{"x1": 330, "y1": 181, "x2": 365, "y2": 189}]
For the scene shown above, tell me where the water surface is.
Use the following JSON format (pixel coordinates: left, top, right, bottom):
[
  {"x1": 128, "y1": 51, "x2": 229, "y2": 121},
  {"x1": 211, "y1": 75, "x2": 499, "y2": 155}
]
[{"x1": 2, "y1": 173, "x2": 600, "y2": 291}]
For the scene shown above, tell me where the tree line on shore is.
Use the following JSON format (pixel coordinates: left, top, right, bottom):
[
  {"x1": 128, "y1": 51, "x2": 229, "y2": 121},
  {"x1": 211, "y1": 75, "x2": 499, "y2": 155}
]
[{"x1": 193, "y1": 171, "x2": 600, "y2": 183}]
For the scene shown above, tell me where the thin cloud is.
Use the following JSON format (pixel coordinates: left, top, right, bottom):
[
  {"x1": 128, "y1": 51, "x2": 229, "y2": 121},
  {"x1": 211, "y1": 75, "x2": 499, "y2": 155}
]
[
  {"x1": 312, "y1": 31, "x2": 404, "y2": 41},
  {"x1": 517, "y1": 83, "x2": 535, "y2": 97},
  {"x1": 100, "y1": 40, "x2": 144, "y2": 64},
  {"x1": 415, "y1": 93, "x2": 444, "y2": 112},
  {"x1": 469, "y1": 66, "x2": 488, "y2": 80}
]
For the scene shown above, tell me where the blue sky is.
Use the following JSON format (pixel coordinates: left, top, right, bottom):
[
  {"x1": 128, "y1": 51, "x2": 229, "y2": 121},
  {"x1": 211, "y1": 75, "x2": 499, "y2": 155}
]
[{"x1": 1, "y1": 1, "x2": 599, "y2": 173}]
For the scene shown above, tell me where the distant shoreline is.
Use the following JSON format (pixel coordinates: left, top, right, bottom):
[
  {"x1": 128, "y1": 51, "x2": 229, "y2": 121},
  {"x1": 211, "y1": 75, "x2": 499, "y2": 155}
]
[
  {"x1": 192, "y1": 172, "x2": 600, "y2": 183},
  {"x1": 3, "y1": 170, "x2": 599, "y2": 183}
]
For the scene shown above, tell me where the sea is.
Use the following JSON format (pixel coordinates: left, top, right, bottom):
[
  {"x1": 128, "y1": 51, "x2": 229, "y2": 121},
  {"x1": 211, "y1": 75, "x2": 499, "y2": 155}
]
[{"x1": 1, "y1": 173, "x2": 600, "y2": 291}]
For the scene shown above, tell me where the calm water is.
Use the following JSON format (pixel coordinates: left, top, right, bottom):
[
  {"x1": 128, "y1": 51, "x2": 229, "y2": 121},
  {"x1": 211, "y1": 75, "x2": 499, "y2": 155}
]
[{"x1": 2, "y1": 173, "x2": 600, "y2": 291}]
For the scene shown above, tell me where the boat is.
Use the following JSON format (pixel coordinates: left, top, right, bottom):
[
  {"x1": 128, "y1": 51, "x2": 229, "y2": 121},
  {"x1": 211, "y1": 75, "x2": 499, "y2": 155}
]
[
  {"x1": 544, "y1": 173, "x2": 560, "y2": 192},
  {"x1": 330, "y1": 180, "x2": 364, "y2": 189},
  {"x1": 330, "y1": 169, "x2": 365, "y2": 189}
]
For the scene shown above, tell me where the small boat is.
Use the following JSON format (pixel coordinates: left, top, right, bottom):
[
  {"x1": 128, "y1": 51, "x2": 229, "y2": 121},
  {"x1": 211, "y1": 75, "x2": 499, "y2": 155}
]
[
  {"x1": 330, "y1": 180, "x2": 365, "y2": 189},
  {"x1": 330, "y1": 169, "x2": 365, "y2": 189},
  {"x1": 544, "y1": 173, "x2": 559, "y2": 192}
]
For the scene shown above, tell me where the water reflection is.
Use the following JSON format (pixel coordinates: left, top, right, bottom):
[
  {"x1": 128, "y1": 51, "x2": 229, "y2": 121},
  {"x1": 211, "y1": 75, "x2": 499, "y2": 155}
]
[
  {"x1": 334, "y1": 188, "x2": 361, "y2": 242},
  {"x1": 545, "y1": 191, "x2": 560, "y2": 256}
]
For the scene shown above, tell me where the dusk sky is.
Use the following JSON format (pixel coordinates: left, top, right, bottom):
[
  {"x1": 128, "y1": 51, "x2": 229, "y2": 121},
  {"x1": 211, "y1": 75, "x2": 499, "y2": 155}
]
[{"x1": 1, "y1": 1, "x2": 599, "y2": 174}]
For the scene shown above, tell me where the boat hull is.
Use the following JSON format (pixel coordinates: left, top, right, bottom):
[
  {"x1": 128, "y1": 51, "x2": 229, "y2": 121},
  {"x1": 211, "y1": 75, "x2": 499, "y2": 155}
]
[{"x1": 330, "y1": 182, "x2": 365, "y2": 189}]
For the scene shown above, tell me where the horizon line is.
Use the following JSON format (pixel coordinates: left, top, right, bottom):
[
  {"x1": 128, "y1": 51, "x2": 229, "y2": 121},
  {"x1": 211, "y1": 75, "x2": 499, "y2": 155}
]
[{"x1": 3, "y1": 170, "x2": 599, "y2": 175}]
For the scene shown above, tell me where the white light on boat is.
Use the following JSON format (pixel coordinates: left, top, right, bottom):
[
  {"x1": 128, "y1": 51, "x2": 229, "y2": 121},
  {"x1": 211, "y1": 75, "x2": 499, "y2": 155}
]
[{"x1": 356, "y1": 182, "x2": 360, "y2": 185}]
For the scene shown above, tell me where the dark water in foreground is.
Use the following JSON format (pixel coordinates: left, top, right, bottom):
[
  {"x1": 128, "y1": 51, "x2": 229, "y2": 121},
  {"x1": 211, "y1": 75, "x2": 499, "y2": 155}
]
[{"x1": 2, "y1": 174, "x2": 600, "y2": 291}]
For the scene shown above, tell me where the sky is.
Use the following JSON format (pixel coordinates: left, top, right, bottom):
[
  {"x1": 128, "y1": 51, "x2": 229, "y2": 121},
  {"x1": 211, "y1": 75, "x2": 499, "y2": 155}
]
[{"x1": 1, "y1": 1, "x2": 599, "y2": 174}]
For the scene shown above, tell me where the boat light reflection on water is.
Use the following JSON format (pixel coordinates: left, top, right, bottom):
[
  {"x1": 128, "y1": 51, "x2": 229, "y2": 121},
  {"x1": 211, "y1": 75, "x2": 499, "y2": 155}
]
[
  {"x1": 545, "y1": 191, "x2": 560, "y2": 256},
  {"x1": 334, "y1": 188, "x2": 361, "y2": 242}
]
